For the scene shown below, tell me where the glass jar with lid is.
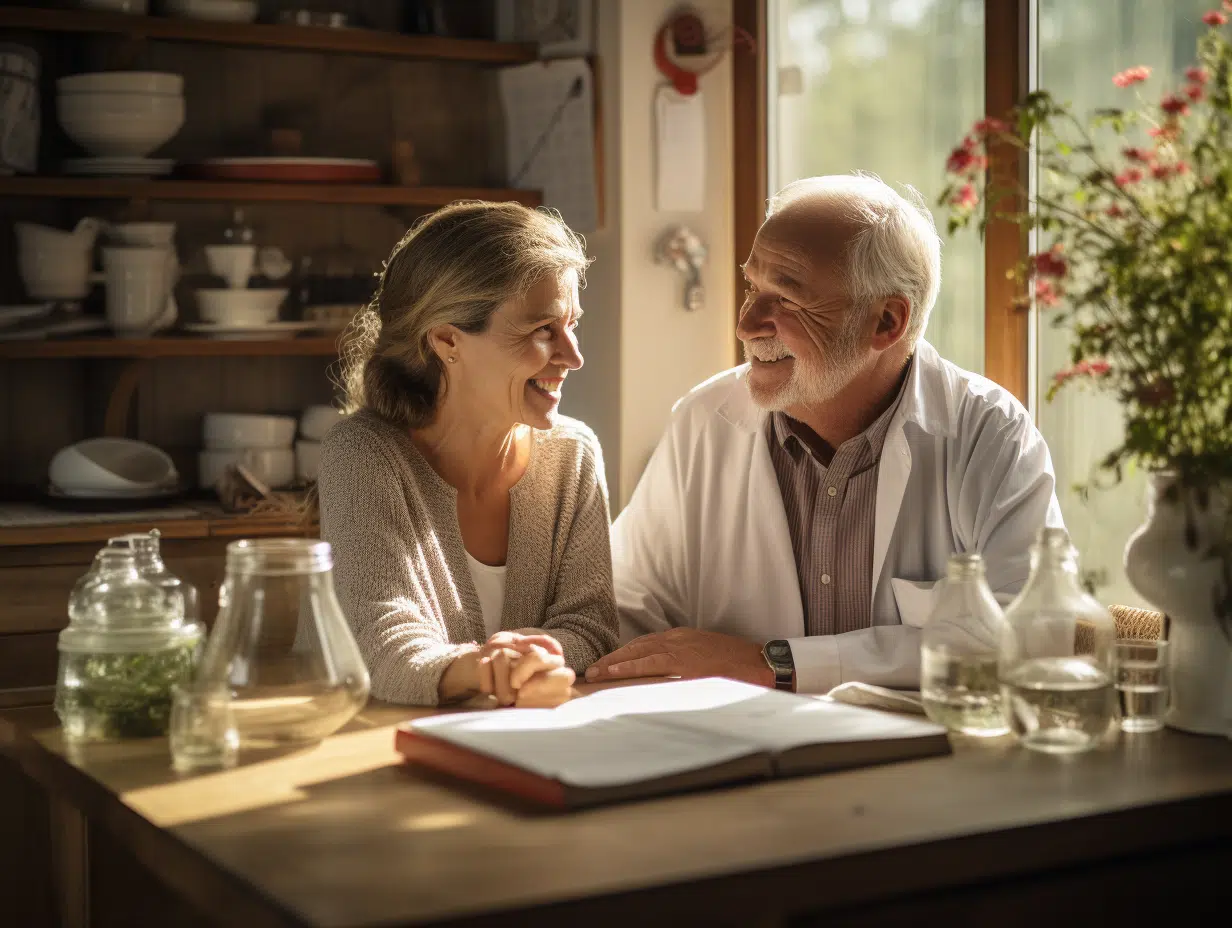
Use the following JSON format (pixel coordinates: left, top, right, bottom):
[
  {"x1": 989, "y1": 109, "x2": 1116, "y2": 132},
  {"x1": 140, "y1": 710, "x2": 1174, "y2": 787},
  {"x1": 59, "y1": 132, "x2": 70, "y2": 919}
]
[
  {"x1": 56, "y1": 537, "x2": 203, "y2": 742},
  {"x1": 195, "y1": 538, "x2": 370, "y2": 748},
  {"x1": 998, "y1": 527, "x2": 1117, "y2": 753}
]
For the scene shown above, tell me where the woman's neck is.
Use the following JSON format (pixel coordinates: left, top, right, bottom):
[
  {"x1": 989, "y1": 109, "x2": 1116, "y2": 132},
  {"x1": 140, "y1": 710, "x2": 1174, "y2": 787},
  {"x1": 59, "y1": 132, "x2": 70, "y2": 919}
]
[{"x1": 411, "y1": 402, "x2": 528, "y2": 496}]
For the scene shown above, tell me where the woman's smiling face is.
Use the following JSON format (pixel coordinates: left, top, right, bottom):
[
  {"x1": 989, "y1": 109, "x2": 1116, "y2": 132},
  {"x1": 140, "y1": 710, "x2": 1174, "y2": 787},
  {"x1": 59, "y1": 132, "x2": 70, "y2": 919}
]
[{"x1": 445, "y1": 271, "x2": 585, "y2": 430}]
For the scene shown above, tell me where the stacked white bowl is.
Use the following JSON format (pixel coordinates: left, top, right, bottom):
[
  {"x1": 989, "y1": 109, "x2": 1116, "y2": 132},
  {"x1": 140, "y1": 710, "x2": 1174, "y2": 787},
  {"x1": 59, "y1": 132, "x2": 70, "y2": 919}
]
[
  {"x1": 56, "y1": 72, "x2": 185, "y2": 158},
  {"x1": 200, "y1": 413, "x2": 296, "y2": 491},
  {"x1": 295, "y1": 405, "x2": 344, "y2": 482}
]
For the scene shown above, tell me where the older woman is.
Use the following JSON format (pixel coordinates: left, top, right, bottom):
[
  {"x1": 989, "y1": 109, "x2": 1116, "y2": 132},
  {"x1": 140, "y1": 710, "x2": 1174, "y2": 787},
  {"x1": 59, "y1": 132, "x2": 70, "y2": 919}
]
[{"x1": 319, "y1": 201, "x2": 618, "y2": 707}]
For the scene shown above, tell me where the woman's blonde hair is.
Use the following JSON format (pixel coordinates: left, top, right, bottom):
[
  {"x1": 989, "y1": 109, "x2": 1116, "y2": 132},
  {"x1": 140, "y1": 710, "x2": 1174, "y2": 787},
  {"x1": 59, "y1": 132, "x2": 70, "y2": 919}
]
[{"x1": 340, "y1": 200, "x2": 590, "y2": 429}]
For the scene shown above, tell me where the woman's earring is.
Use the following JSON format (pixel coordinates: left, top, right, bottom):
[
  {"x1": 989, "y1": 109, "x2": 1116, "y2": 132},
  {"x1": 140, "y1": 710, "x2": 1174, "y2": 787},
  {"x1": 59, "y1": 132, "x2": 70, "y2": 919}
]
[{"x1": 447, "y1": 356, "x2": 457, "y2": 364}]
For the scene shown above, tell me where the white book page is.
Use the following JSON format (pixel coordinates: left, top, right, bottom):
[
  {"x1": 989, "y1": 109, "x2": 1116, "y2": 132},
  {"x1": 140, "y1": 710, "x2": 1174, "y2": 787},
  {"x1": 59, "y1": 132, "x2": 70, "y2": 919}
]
[{"x1": 411, "y1": 709, "x2": 761, "y2": 790}]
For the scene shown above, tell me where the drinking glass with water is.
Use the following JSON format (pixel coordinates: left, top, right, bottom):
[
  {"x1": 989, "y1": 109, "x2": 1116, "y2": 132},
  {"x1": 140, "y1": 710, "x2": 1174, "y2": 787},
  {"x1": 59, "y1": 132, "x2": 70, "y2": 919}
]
[{"x1": 1114, "y1": 639, "x2": 1169, "y2": 733}]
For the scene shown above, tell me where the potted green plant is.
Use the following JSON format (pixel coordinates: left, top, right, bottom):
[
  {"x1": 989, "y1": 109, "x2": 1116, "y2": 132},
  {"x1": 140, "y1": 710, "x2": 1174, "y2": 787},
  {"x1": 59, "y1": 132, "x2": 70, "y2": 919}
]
[{"x1": 939, "y1": 5, "x2": 1232, "y2": 736}]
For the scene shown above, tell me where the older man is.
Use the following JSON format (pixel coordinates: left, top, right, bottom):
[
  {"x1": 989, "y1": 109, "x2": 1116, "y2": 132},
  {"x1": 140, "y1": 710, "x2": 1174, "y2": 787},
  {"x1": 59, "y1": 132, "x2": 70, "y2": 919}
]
[{"x1": 588, "y1": 174, "x2": 1062, "y2": 694}]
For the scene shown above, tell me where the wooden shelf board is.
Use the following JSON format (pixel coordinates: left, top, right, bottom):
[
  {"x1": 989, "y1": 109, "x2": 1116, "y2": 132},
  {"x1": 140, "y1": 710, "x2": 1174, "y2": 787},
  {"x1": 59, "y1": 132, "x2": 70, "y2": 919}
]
[
  {"x1": 0, "y1": 177, "x2": 541, "y2": 207},
  {"x1": 0, "y1": 336, "x2": 342, "y2": 360},
  {"x1": 0, "y1": 7, "x2": 538, "y2": 64},
  {"x1": 0, "y1": 507, "x2": 317, "y2": 548}
]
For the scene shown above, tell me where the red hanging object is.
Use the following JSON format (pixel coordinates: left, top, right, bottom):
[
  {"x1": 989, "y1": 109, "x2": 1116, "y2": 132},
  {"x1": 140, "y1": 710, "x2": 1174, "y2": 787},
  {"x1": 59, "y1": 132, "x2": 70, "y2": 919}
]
[{"x1": 654, "y1": 18, "x2": 699, "y2": 95}]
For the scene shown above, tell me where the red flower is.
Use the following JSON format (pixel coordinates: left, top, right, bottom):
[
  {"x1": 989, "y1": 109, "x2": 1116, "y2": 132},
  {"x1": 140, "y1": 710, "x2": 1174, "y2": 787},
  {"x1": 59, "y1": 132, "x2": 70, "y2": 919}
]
[
  {"x1": 1161, "y1": 94, "x2": 1190, "y2": 116},
  {"x1": 1177, "y1": 161, "x2": 1191, "y2": 174},
  {"x1": 1113, "y1": 65, "x2": 1152, "y2": 87},
  {"x1": 1115, "y1": 168, "x2": 1145, "y2": 187},
  {"x1": 1033, "y1": 246, "x2": 1068, "y2": 278},
  {"x1": 1035, "y1": 278, "x2": 1062, "y2": 308},
  {"x1": 946, "y1": 146, "x2": 983, "y2": 174},
  {"x1": 1053, "y1": 359, "x2": 1112, "y2": 387},
  {"x1": 1152, "y1": 163, "x2": 1175, "y2": 179},
  {"x1": 951, "y1": 184, "x2": 979, "y2": 209},
  {"x1": 1106, "y1": 204, "x2": 1126, "y2": 218},
  {"x1": 1185, "y1": 84, "x2": 1204, "y2": 102},
  {"x1": 1186, "y1": 66, "x2": 1210, "y2": 84},
  {"x1": 1149, "y1": 122, "x2": 1181, "y2": 141},
  {"x1": 1122, "y1": 146, "x2": 1153, "y2": 163},
  {"x1": 973, "y1": 118, "x2": 1012, "y2": 135},
  {"x1": 1203, "y1": 10, "x2": 1228, "y2": 26}
]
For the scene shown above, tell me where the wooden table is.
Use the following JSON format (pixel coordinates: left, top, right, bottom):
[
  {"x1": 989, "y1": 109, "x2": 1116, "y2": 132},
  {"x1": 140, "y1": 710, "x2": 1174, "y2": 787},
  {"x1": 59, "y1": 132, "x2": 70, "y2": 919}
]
[{"x1": 2, "y1": 689, "x2": 1231, "y2": 928}]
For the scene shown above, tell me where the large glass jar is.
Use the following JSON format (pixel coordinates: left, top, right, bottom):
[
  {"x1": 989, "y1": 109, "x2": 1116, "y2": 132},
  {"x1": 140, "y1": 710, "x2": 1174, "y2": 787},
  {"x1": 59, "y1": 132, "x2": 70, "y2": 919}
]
[
  {"x1": 920, "y1": 554, "x2": 1009, "y2": 737},
  {"x1": 56, "y1": 538, "x2": 203, "y2": 742},
  {"x1": 998, "y1": 527, "x2": 1117, "y2": 753},
  {"x1": 195, "y1": 539, "x2": 370, "y2": 748}
]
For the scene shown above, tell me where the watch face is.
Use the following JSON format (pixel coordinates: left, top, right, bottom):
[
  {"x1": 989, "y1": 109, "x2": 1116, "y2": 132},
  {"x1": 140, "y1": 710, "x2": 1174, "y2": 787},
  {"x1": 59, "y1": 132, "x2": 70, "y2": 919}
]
[{"x1": 765, "y1": 640, "x2": 792, "y2": 665}]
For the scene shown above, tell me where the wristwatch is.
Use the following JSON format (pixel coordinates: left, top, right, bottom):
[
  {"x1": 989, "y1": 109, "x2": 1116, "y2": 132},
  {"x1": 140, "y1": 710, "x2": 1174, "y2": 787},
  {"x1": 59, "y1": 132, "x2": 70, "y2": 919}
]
[{"x1": 762, "y1": 639, "x2": 796, "y2": 692}]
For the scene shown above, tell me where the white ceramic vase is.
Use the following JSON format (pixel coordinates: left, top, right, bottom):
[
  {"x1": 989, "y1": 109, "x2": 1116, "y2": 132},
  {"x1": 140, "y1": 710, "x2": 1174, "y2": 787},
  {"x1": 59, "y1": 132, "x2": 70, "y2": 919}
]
[{"x1": 1124, "y1": 474, "x2": 1232, "y2": 737}]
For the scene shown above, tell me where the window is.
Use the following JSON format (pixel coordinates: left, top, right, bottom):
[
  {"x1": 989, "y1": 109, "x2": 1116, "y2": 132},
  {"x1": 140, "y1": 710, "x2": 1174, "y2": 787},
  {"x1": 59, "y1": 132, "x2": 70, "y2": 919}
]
[
  {"x1": 1036, "y1": 0, "x2": 1211, "y2": 603},
  {"x1": 767, "y1": 0, "x2": 986, "y2": 373}
]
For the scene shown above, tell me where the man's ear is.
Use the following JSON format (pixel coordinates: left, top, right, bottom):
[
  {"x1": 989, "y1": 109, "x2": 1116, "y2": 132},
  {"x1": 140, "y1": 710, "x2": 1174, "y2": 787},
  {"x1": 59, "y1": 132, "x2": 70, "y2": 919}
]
[{"x1": 870, "y1": 294, "x2": 911, "y2": 350}]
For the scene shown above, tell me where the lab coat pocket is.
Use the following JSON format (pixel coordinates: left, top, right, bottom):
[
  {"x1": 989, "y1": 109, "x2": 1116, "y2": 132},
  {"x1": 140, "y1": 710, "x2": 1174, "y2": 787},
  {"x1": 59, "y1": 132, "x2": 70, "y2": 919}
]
[{"x1": 891, "y1": 577, "x2": 943, "y2": 629}]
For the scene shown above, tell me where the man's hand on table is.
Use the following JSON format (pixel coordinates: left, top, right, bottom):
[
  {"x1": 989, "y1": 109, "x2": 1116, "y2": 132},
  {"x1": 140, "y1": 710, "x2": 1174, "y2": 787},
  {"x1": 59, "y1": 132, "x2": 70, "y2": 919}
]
[{"x1": 585, "y1": 629, "x2": 774, "y2": 687}]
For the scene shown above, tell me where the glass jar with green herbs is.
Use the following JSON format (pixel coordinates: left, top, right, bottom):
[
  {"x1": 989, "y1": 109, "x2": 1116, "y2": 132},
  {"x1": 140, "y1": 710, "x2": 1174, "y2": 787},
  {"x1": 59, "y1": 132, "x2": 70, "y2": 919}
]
[{"x1": 55, "y1": 537, "x2": 203, "y2": 742}]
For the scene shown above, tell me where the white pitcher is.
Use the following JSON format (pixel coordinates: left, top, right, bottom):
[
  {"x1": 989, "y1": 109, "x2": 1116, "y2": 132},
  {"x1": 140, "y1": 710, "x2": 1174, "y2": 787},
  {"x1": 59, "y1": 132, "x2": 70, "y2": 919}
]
[
  {"x1": 106, "y1": 222, "x2": 180, "y2": 330},
  {"x1": 102, "y1": 246, "x2": 175, "y2": 336},
  {"x1": 15, "y1": 217, "x2": 105, "y2": 301}
]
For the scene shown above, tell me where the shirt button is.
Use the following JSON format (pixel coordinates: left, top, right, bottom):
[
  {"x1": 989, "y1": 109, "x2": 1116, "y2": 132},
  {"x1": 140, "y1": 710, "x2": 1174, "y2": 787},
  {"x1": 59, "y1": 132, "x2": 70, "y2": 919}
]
[
  {"x1": 827, "y1": 486, "x2": 837, "y2": 497},
  {"x1": 821, "y1": 573, "x2": 832, "y2": 585}
]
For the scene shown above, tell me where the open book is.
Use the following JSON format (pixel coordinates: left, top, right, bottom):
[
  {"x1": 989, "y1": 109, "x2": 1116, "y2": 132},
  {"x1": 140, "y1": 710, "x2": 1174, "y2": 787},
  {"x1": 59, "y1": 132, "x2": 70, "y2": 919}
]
[{"x1": 397, "y1": 678, "x2": 949, "y2": 809}]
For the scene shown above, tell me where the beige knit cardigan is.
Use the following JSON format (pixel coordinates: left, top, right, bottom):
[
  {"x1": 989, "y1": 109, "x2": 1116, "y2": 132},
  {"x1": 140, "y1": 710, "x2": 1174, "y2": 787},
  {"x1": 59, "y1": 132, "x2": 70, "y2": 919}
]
[{"x1": 318, "y1": 409, "x2": 619, "y2": 706}]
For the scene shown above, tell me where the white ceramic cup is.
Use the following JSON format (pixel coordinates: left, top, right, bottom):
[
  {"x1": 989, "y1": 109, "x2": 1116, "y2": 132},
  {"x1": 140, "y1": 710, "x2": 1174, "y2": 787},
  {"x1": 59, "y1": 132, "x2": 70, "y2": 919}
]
[
  {"x1": 205, "y1": 244, "x2": 257, "y2": 289},
  {"x1": 107, "y1": 223, "x2": 179, "y2": 330},
  {"x1": 103, "y1": 246, "x2": 173, "y2": 335}
]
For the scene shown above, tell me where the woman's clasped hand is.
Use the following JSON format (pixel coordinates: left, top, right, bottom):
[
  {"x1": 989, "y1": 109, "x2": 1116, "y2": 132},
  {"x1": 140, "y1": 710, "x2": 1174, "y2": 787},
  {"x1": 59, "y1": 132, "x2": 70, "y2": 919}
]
[{"x1": 444, "y1": 631, "x2": 577, "y2": 708}]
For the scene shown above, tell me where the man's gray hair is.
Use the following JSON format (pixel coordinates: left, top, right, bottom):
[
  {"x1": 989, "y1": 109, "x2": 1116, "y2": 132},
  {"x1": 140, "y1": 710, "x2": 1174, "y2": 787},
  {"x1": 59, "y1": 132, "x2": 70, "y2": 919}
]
[{"x1": 766, "y1": 173, "x2": 943, "y2": 344}]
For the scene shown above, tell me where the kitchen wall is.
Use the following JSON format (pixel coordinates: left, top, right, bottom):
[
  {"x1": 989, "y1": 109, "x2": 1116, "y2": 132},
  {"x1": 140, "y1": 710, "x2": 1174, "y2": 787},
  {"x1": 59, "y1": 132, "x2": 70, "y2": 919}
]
[{"x1": 563, "y1": 0, "x2": 737, "y2": 510}]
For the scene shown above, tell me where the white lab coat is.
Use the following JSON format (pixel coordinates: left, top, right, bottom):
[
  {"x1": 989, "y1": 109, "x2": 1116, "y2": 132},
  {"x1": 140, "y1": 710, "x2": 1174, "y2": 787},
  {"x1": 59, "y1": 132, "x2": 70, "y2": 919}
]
[{"x1": 611, "y1": 339, "x2": 1064, "y2": 693}]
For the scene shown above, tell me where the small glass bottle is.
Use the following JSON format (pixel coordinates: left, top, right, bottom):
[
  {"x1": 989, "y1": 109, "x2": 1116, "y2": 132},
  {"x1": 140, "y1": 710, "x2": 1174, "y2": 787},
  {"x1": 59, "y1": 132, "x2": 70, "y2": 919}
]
[
  {"x1": 920, "y1": 553, "x2": 1009, "y2": 736},
  {"x1": 117, "y1": 529, "x2": 199, "y2": 625},
  {"x1": 195, "y1": 539, "x2": 370, "y2": 749},
  {"x1": 999, "y1": 527, "x2": 1117, "y2": 754}
]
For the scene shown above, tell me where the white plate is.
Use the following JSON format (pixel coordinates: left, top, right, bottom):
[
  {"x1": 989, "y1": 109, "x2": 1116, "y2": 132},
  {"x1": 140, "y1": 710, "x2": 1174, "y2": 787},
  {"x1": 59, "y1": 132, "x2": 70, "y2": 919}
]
[
  {"x1": 0, "y1": 318, "x2": 108, "y2": 341},
  {"x1": 182, "y1": 321, "x2": 328, "y2": 340},
  {"x1": 62, "y1": 157, "x2": 174, "y2": 177},
  {"x1": 0, "y1": 304, "x2": 55, "y2": 329}
]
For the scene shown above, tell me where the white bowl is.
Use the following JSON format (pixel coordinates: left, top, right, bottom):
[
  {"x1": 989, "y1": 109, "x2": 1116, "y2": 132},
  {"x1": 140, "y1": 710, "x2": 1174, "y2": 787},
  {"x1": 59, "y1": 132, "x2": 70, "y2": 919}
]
[
  {"x1": 196, "y1": 289, "x2": 287, "y2": 326},
  {"x1": 299, "y1": 405, "x2": 344, "y2": 441},
  {"x1": 166, "y1": 0, "x2": 259, "y2": 23},
  {"x1": 56, "y1": 71, "x2": 182, "y2": 96},
  {"x1": 107, "y1": 222, "x2": 176, "y2": 248},
  {"x1": 199, "y1": 448, "x2": 295, "y2": 490},
  {"x1": 58, "y1": 93, "x2": 184, "y2": 157},
  {"x1": 49, "y1": 438, "x2": 178, "y2": 493},
  {"x1": 203, "y1": 413, "x2": 297, "y2": 451},
  {"x1": 295, "y1": 440, "x2": 322, "y2": 482}
]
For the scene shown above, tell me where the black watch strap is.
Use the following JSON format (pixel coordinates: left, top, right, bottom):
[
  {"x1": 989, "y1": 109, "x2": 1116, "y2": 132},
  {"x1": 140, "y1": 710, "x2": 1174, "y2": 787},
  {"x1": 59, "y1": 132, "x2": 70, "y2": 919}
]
[{"x1": 762, "y1": 639, "x2": 796, "y2": 692}]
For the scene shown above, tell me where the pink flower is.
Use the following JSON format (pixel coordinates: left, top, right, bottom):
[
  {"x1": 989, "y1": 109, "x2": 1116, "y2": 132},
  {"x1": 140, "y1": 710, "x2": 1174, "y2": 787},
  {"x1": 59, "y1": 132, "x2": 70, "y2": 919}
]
[
  {"x1": 1106, "y1": 204, "x2": 1126, "y2": 218},
  {"x1": 1152, "y1": 163, "x2": 1175, "y2": 179},
  {"x1": 946, "y1": 145, "x2": 984, "y2": 174},
  {"x1": 1161, "y1": 94, "x2": 1191, "y2": 116},
  {"x1": 973, "y1": 118, "x2": 1012, "y2": 135},
  {"x1": 1186, "y1": 66, "x2": 1210, "y2": 84},
  {"x1": 1225, "y1": 0, "x2": 1232, "y2": 11},
  {"x1": 1113, "y1": 66, "x2": 1152, "y2": 87},
  {"x1": 1053, "y1": 359, "x2": 1112, "y2": 386},
  {"x1": 1115, "y1": 168, "x2": 1145, "y2": 187},
  {"x1": 1035, "y1": 279, "x2": 1062, "y2": 308},
  {"x1": 1203, "y1": 10, "x2": 1228, "y2": 26},
  {"x1": 1033, "y1": 246, "x2": 1068, "y2": 278},
  {"x1": 1177, "y1": 161, "x2": 1191, "y2": 174},
  {"x1": 1149, "y1": 122, "x2": 1181, "y2": 141},
  {"x1": 1122, "y1": 146, "x2": 1154, "y2": 163},
  {"x1": 951, "y1": 183, "x2": 979, "y2": 209},
  {"x1": 1185, "y1": 84, "x2": 1205, "y2": 102}
]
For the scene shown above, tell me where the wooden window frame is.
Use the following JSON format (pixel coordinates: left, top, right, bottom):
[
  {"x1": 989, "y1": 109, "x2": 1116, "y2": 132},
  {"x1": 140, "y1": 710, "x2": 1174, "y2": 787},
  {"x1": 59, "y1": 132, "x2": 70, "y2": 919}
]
[{"x1": 732, "y1": 0, "x2": 1032, "y2": 403}]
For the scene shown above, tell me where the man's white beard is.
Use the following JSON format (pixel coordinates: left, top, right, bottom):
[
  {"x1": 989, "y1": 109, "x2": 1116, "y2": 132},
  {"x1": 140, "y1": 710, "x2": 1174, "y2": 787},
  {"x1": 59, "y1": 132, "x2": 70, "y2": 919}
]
[{"x1": 743, "y1": 324, "x2": 866, "y2": 411}]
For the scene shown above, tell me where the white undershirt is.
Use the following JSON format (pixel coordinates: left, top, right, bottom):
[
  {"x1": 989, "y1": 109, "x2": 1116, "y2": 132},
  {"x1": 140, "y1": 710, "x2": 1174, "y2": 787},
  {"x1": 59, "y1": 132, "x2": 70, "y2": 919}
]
[{"x1": 465, "y1": 551, "x2": 507, "y2": 639}]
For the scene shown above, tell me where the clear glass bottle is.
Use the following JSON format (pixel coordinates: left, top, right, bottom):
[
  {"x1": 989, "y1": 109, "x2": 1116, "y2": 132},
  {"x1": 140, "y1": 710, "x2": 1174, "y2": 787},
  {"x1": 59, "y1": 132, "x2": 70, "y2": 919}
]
[
  {"x1": 56, "y1": 537, "x2": 203, "y2": 742},
  {"x1": 195, "y1": 539, "x2": 370, "y2": 748},
  {"x1": 998, "y1": 527, "x2": 1117, "y2": 754},
  {"x1": 920, "y1": 553, "x2": 1009, "y2": 736},
  {"x1": 116, "y1": 529, "x2": 199, "y2": 625}
]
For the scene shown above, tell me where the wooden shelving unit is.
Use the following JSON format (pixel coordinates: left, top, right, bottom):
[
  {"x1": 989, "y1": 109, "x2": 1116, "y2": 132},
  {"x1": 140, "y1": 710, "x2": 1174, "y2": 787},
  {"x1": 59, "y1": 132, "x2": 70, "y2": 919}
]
[
  {"x1": 0, "y1": 7, "x2": 538, "y2": 64},
  {"x1": 0, "y1": 335, "x2": 341, "y2": 360},
  {"x1": 0, "y1": 176, "x2": 541, "y2": 207},
  {"x1": 0, "y1": 504, "x2": 317, "y2": 548}
]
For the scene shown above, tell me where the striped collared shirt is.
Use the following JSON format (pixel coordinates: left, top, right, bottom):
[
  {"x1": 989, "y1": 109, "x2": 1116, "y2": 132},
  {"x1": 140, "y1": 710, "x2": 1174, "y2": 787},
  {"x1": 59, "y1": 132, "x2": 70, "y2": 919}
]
[{"x1": 766, "y1": 363, "x2": 911, "y2": 636}]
